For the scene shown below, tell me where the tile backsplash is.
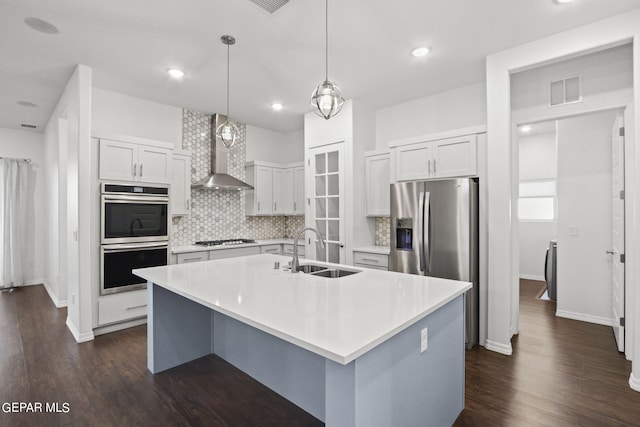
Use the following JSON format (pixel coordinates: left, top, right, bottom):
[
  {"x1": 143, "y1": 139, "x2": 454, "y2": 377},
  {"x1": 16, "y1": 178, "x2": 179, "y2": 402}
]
[
  {"x1": 171, "y1": 109, "x2": 305, "y2": 246},
  {"x1": 375, "y1": 217, "x2": 391, "y2": 246}
]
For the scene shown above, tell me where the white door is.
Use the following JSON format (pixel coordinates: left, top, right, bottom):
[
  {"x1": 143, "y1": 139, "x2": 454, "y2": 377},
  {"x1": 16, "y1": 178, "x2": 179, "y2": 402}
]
[
  {"x1": 611, "y1": 112, "x2": 625, "y2": 353},
  {"x1": 308, "y1": 143, "x2": 346, "y2": 264}
]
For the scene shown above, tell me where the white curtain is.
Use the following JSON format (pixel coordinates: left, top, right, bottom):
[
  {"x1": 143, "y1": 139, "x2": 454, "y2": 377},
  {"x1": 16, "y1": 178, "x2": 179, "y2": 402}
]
[{"x1": 0, "y1": 158, "x2": 30, "y2": 289}]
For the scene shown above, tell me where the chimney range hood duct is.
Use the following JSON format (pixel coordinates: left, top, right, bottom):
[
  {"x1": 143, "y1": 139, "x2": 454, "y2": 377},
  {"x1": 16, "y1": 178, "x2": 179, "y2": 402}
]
[{"x1": 191, "y1": 114, "x2": 253, "y2": 190}]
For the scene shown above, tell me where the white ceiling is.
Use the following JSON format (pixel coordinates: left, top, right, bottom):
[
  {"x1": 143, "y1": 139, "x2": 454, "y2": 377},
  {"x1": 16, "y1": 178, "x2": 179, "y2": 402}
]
[{"x1": 1, "y1": 0, "x2": 639, "y2": 134}]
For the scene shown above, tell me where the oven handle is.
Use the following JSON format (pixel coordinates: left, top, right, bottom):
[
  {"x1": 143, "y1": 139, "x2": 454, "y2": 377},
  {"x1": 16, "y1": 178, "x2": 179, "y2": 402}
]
[
  {"x1": 102, "y1": 194, "x2": 169, "y2": 203},
  {"x1": 102, "y1": 242, "x2": 169, "y2": 252}
]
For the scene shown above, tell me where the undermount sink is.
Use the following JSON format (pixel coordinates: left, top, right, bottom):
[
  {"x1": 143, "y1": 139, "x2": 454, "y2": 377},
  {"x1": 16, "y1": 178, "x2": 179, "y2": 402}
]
[{"x1": 296, "y1": 263, "x2": 361, "y2": 278}]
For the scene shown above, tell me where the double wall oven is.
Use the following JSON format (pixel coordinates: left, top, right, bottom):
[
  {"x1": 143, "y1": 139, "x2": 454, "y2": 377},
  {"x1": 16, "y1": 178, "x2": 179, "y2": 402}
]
[{"x1": 100, "y1": 183, "x2": 169, "y2": 295}]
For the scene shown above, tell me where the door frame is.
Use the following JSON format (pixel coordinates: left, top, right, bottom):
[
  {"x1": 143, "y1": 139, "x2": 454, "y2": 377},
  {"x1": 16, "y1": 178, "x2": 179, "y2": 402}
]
[{"x1": 485, "y1": 11, "x2": 640, "y2": 391}]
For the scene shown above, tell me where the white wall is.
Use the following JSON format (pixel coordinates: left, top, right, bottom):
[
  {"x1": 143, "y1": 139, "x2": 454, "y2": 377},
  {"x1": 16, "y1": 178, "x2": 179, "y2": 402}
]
[
  {"x1": 555, "y1": 110, "x2": 617, "y2": 325},
  {"x1": 511, "y1": 43, "x2": 633, "y2": 124},
  {"x1": 44, "y1": 65, "x2": 94, "y2": 342},
  {"x1": 518, "y1": 131, "x2": 558, "y2": 280},
  {"x1": 91, "y1": 87, "x2": 182, "y2": 145},
  {"x1": 375, "y1": 82, "x2": 487, "y2": 148},
  {"x1": 246, "y1": 125, "x2": 303, "y2": 163},
  {"x1": 0, "y1": 128, "x2": 45, "y2": 285}
]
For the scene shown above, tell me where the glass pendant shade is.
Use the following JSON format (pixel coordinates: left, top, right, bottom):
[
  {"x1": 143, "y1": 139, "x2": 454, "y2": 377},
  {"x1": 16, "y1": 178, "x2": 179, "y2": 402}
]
[
  {"x1": 216, "y1": 120, "x2": 239, "y2": 148},
  {"x1": 311, "y1": 79, "x2": 345, "y2": 120}
]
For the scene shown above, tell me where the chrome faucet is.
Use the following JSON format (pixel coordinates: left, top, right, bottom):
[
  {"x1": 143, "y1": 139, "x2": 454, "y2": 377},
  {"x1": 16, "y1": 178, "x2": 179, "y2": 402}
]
[{"x1": 292, "y1": 227, "x2": 325, "y2": 273}]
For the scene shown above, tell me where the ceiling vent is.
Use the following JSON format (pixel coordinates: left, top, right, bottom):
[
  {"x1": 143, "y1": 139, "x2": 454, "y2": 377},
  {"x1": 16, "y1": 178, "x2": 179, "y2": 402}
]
[
  {"x1": 248, "y1": 0, "x2": 289, "y2": 14},
  {"x1": 550, "y1": 75, "x2": 581, "y2": 106}
]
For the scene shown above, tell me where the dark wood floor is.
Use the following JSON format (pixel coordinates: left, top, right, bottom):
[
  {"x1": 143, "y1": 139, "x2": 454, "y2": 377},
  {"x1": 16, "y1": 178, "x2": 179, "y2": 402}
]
[
  {"x1": 455, "y1": 279, "x2": 640, "y2": 426},
  {"x1": 2, "y1": 281, "x2": 639, "y2": 426}
]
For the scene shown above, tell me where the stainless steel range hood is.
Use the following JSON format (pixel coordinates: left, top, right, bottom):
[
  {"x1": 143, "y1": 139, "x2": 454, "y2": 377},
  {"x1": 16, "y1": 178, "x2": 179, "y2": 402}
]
[{"x1": 191, "y1": 114, "x2": 253, "y2": 190}]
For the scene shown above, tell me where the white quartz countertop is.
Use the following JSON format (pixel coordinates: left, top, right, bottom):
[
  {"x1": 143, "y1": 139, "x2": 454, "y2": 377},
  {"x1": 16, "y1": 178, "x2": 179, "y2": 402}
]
[
  {"x1": 172, "y1": 239, "x2": 301, "y2": 254},
  {"x1": 352, "y1": 245, "x2": 391, "y2": 255},
  {"x1": 134, "y1": 254, "x2": 470, "y2": 365}
]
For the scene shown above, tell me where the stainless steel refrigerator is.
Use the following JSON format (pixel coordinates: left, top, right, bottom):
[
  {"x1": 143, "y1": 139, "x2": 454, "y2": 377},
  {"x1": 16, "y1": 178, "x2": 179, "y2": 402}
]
[{"x1": 390, "y1": 178, "x2": 479, "y2": 349}]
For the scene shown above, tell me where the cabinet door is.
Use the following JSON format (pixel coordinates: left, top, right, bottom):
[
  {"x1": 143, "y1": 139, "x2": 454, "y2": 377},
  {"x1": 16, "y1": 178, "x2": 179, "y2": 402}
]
[
  {"x1": 99, "y1": 139, "x2": 137, "y2": 181},
  {"x1": 273, "y1": 168, "x2": 294, "y2": 215},
  {"x1": 138, "y1": 145, "x2": 172, "y2": 184},
  {"x1": 293, "y1": 166, "x2": 305, "y2": 215},
  {"x1": 433, "y1": 135, "x2": 477, "y2": 178},
  {"x1": 209, "y1": 246, "x2": 260, "y2": 260},
  {"x1": 394, "y1": 141, "x2": 433, "y2": 181},
  {"x1": 171, "y1": 153, "x2": 191, "y2": 216},
  {"x1": 255, "y1": 166, "x2": 274, "y2": 215},
  {"x1": 365, "y1": 153, "x2": 390, "y2": 216}
]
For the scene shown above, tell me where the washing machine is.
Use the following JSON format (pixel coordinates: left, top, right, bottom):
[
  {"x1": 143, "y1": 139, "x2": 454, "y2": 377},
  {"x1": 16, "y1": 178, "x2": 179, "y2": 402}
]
[{"x1": 544, "y1": 239, "x2": 557, "y2": 301}]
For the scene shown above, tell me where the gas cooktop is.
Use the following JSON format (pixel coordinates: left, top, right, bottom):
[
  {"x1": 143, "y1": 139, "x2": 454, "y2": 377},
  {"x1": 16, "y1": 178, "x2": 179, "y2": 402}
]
[{"x1": 195, "y1": 239, "x2": 257, "y2": 247}]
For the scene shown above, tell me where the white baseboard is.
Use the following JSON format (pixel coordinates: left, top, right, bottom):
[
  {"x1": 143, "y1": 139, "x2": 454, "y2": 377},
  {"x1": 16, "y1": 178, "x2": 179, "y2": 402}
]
[
  {"x1": 555, "y1": 310, "x2": 613, "y2": 327},
  {"x1": 23, "y1": 279, "x2": 44, "y2": 286},
  {"x1": 519, "y1": 274, "x2": 545, "y2": 282},
  {"x1": 66, "y1": 317, "x2": 94, "y2": 343},
  {"x1": 630, "y1": 372, "x2": 640, "y2": 392},
  {"x1": 42, "y1": 280, "x2": 68, "y2": 308},
  {"x1": 484, "y1": 339, "x2": 513, "y2": 356}
]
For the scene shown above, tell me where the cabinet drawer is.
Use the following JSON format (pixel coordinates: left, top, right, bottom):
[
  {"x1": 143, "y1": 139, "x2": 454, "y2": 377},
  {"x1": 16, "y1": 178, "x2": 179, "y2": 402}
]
[
  {"x1": 209, "y1": 246, "x2": 260, "y2": 260},
  {"x1": 176, "y1": 251, "x2": 208, "y2": 264},
  {"x1": 98, "y1": 290, "x2": 147, "y2": 326},
  {"x1": 283, "y1": 244, "x2": 305, "y2": 257},
  {"x1": 353, "y1": 251, "x2": 389, "y2": 269},
  {"x1": 261, "y1": 244, "x2": 282, "y2": 255}
]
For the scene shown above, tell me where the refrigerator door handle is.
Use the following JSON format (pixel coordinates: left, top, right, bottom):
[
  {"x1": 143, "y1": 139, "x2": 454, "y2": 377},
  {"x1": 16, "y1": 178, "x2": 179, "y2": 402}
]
[{"x1": 419, "y1": 191, "x2": 430, "y2": 273}]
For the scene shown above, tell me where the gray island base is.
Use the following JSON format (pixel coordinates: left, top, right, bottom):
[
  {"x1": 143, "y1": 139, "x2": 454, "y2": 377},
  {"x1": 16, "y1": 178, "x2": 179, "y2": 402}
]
[{"x1": 136, "y1": 254, "x2": 468, "y2": 427}]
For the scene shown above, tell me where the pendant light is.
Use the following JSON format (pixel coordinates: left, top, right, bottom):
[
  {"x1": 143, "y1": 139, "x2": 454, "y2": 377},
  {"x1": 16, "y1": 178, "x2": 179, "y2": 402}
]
[
  {"x1": 310, "y1": 0, "x2": 344, "y2": 120},
  {"x1": 216, "y1": 35, "x2": 240, "y2": 148}
]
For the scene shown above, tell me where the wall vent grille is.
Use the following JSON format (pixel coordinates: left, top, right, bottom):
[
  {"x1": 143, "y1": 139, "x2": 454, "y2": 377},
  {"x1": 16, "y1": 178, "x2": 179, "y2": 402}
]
[
  {"x1": 248, "y1": 0, "x2": 289, "y2": 14},
  {"x1": 549, "y1": 75, "x2": 581, "y2": 106}
]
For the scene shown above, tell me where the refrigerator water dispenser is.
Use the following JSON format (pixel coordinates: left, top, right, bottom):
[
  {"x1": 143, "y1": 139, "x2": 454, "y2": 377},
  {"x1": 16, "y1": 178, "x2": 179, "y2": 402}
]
[{"x1": 396, "y1": 218, "x2": 413, "y2": 250}]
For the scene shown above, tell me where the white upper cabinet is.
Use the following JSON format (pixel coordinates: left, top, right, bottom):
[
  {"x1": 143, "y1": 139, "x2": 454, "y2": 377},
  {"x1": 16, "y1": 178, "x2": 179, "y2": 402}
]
[
  {"x1": 246, "y1": 161, "x2": 303, "y2": 216},
  {"x1": 293, "y1": 165, "x2": 305, "y2": 215},
  {"x1": 365, "y1": 151, "x2": 390, "y2": 217},
  {"x1": 99, "y1": 137, "x2": 172, "y2": 184},
  {"x1": 392, "y1": 134, "x2": 477, "y2": 182},
  {"x1": 171, "y1": 151, "x2": 191, "y2": 216}
]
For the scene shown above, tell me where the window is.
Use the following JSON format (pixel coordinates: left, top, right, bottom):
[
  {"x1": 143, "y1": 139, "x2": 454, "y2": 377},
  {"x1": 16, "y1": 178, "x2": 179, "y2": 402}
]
[{"x1": 518, "y1": 180, "x2": 556, "y2": 221}]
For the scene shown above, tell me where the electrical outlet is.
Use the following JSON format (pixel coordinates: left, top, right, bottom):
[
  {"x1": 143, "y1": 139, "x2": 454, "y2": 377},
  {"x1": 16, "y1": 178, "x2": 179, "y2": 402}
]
[{"x1": 420, "y1": 327, "x2": 428, "y2": 353}]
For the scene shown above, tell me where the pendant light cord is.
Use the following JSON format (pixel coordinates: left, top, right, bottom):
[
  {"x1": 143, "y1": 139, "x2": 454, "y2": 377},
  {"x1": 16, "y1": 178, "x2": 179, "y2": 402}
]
[
  {"x1": 226, "y1": 42, "x2": 230, "y2": 118},
  {"x1": 325, "y1": 0, "x2": 329, "y2": 81}
]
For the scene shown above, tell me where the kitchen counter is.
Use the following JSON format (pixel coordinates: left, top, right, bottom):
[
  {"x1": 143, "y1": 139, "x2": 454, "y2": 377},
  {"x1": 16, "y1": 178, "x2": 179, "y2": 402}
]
[
  {"x1": 134, "y1": 254, "x2": 470, "y2": 426},
  {"x1": 171, "y1": 238, "x2": 300, "y2": 254}
]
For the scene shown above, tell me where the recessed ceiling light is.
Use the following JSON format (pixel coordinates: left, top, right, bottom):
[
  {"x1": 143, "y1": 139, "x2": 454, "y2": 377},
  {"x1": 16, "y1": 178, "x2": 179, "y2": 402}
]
[
  {"x1": 167, "y1": 68, "x2": 185, "y2": 79},
  {"x1": 555, "y1": 0, "x2": 574, "y2": 3},
  {"x1": 520, "y1": 125, "x2": 532, "y2": 133},
  {"x1": 17, "y1": 101, "x2": 38, "y2": 108},
  {"x1": 24, "y1": 17, "x2": 59, "y2": 35},
  {"x1": 271, "y1": 103, "x2": 284, "y2": 111},
  {"x1": 411, "y1": 46, "x2": 431, "y2": 57}
]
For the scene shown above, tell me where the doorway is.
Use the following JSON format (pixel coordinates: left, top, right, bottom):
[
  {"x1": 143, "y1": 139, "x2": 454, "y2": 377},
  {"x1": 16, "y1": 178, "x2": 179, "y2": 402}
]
[{"x1": 516, "y1": 109, "x2": 625, "y2": 352}]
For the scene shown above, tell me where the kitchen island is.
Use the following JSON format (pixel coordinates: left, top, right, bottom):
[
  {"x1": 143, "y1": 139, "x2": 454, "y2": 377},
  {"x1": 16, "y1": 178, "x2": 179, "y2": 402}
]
[{"x1": 133, "y1": 254, "x2": 471, "y2": 427}]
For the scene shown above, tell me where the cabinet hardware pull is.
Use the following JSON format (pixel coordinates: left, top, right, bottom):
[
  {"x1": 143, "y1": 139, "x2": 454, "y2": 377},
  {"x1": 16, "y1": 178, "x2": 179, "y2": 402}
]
[
  {"x1": 140, "y1": 164, "x2": 143, "y2": 177},
  {"x1": 274, "y1": 202, "x2": 277, "y2": 211},
  {"x1": 133, "y1": 163, "x2": 137, "y2": 176},
  {"x1": 258, "y1": 202, "x2": 261, "y2": 211},
  {"x1": 428, "y1": 160, "x2": 431, "y2": 175},
  {"x1": 126, "y1": 304, "x2": 147, "y2": 310},
  {"x1": 186, "y1": 200, "x2": 189, "y2": 210},
  {"x1": 294, "y1": 202, "x2": 296, "y2": 210},
  {"x1": 362, "y1": 258, "x2": 379, "y2": 263},
  {"x1": 434, "y1": 159, "x2": 437, "y2": 175}
]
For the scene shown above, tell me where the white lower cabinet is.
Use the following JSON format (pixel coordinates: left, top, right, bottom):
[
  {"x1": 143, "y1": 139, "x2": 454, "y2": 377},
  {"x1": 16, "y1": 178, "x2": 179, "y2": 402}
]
[
  {"x1": 283, "y1": 244, "x2": 305, "y2": 258},
  {"x1": 176, "y1": 251, "x2": 208, "y2": 264},
  {"x1": 260, "y1": 244, "x2": 282, "y2": 255},
  {"x1": 208, "y1": 246, "x2": 260, "y2": 260},
  {"x1": 353, "y1": 251, "x2": 389, "y2": 271},
  {"x1": 98, "y1": 289, "x2": 147, "y2": 326}
]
